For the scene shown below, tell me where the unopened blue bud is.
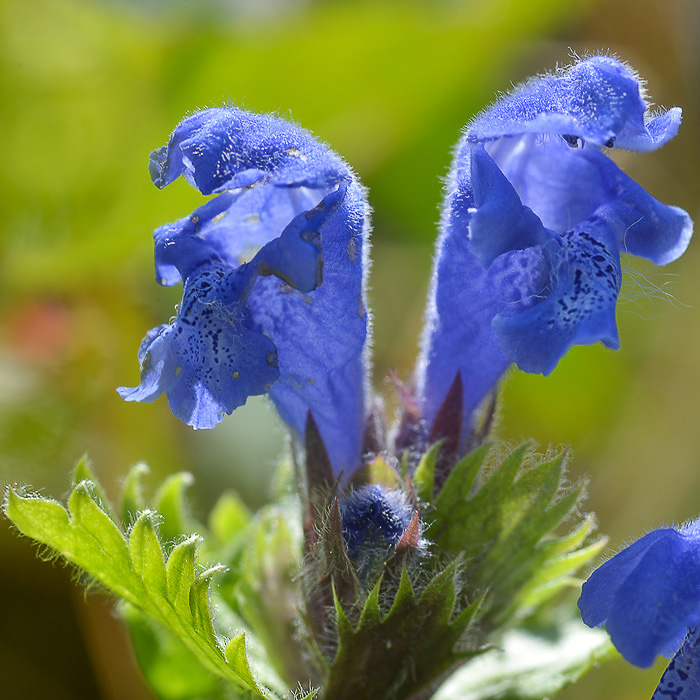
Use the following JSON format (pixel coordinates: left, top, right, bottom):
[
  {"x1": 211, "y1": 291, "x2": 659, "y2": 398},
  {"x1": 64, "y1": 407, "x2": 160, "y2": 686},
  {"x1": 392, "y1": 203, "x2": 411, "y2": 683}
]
[{"x1": 339, "y1": 485, "x2": 420, "y2": 559}]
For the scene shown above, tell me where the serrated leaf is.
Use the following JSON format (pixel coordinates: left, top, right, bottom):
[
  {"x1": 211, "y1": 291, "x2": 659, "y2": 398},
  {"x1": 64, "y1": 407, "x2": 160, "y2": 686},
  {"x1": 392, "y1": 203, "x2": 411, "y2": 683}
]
[
  {"x1": 68, "y1": 482, "x2": 136, "y2": 599},
  {"x1": 325, "y1": 561, "x2": 480, "y2": 700},
  {"x1": 417, "y1": 562, "x2": 457, "y2": 623},
  {"x1": 432, "y1": 618, "x2": 616, "y2": 700},
  {"x1": 422, "y1": 441, "x2": 596, "y2": 631},
  {"x1": 357, "y1": 576, "x2": 383, "y2": 628},
  {"x1": 513, "y1": 454, "x2": 563, "y2": 496},
  {"x1": 385, "y1": 566, "x2": 416, "y2": 617},
  {"x1": 121, "y1": 462, "x2": 149, "y2": 527},
  {"x1": 535, "y1": 512, "x2": 596, "y2": 560},
  {"x1": 514, "y1": 536, "x2": 608, "y2": 611},
  {"x1": 434, "y1": 442, "x2": 491, "y2": 521},
  {"x1": 5, "y1": 489, "x2": 72, "y2": 550},
  {"x1": 332, "y1": 584, "x2": 355, "y2": 639},
  {"x1": 154, "y1": 472, "x2": 196, "y2": 544},
  {"x1": 123, "y1": 603, "x2": 222, "y2": 700},
  {"x1": 190, "y1": 566, "x2": 226, "y2": 644},
  {"x1": 4, "y1": 479, "x2": 274, "y2": 698},
  {"x1": 129, "y1": 511, "x2": 167, "y2": 599}
]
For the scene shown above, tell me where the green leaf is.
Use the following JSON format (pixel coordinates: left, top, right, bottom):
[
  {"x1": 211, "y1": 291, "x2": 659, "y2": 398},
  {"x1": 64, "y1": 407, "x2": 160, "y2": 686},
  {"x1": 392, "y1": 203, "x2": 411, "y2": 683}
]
[
  {"x1": 235, "y1": 501, "x2": 311, "y2": 690},
  {"x1": 4, "y1": 489, "x2": 72, "y2": 550},
  {"x1": 166, "y1": 535, "x2": 199, "y2": 621},
  {"x1": 3, "y1": 478, "x2": 276, "y2": 698},
  {"x1": 435, "y1": 442, "x2": 492, "y2": 514},
  {"x1": 68, "y1": 482, "x2": 137, "y2": 600},
  {"x1": 224, "y1": 634, "x2": 261, "y2": 691},
  {"x1": 423, "y1": 442, "x2": 596, "y2": 630},
  {"x1": 432, "y1": 618, "x2": 617, "y2": 700},
  {"x1": 123, "y1": 603, "x2": 222, "y2": 700},
  {"x1": 190, "y1": 565, "x2": 227, "y2": 644},
  {"x1": 73, "y1": 455, "x2": 114, "y2": 518}
]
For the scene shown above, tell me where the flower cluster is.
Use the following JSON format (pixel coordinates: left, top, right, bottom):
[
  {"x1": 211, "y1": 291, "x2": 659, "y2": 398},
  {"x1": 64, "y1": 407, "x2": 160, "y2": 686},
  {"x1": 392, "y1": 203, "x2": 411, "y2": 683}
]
[
  {"x1": 121, "y1": 57, "x2": 690, "y2": 481},
  {"x1": 116, "y1": 56, "x2": 694, "y2": 699}
]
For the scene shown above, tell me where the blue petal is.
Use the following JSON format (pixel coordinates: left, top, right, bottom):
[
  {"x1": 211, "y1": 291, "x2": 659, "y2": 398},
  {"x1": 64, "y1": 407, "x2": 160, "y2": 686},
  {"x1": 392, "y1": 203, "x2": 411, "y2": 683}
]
[
  {"x1": 468, "y1": 145, "x2": 550, "y2": 266},
  {"x1": 578, "y1": 529, "x2": 673, "y2": 627},
  {"x1": 149, "y1": 107, "x2": 343, "y2": 195},
  {"x1": 418, "y1": 234, "x2": 510, "y2": 430},
  {"x1": 606, "y1": 532, "x2": 700, "y2": 668},
  {"x1": 418, "y1": 55, "x2": 692, "y2": 436},
  {"x1": 493, "y1": 210, "x2": 623, "y2": 374},
  {"x1": 254, "y1": 179, "x2": 369, "y2": 479},
  {"x1": 579, "y1": 526, "x2": 700, "y2": 668},
  {"x1": 652, "y1": 627, "x2": 700, "y2": 700},
  {"x1": 154, "y1": 182, "x2": 332, "y2": 287},
  {"x1": 468, "y1": 55, "x2": 674, "y2": 151},
  {"x1": 118, "y1": 262, "x2": 280, "y2": 427}
]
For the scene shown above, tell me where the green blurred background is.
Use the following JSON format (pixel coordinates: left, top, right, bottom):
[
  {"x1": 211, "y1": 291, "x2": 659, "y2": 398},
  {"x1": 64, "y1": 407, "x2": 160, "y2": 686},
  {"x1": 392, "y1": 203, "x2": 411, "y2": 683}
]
[{"x1": 1, "y1": 0, "x2": 699, "y2": 697}]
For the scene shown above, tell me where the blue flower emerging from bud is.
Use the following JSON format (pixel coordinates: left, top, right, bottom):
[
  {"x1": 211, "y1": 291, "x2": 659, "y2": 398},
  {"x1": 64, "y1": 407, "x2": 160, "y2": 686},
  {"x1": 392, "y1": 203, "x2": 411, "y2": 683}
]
[
  {"x1": 119, "y1": 108, "x2": 370, "y2": 478},
  {"x1": 339, "y1": 485, "x2": 420, "y2": 559},
  {"x1": 578, "y1": 519, "x2": 700, "y2": 675},
  {"x1": 417, "y1": 56, "x2": 692, "y2": 440}
]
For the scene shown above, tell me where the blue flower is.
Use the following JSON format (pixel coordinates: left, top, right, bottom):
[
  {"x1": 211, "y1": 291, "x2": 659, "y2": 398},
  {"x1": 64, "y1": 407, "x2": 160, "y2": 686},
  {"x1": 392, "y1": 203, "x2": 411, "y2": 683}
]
[
  {"x1": 417, "y1": 56, "x2": 692, "y2": 439},
  {"x1": 119, "y1": 107, "x2": 370, "y2": 479},
  {"x1": 578, "y1": 520, "x2": 700, "y2": 669}
]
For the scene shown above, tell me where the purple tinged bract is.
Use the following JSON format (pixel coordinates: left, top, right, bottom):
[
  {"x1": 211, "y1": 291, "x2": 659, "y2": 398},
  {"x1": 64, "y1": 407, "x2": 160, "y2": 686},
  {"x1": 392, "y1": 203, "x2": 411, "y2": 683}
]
[
  {"x1": 417, "y1": 55, "x2": 692, "y2": 441},
  {"x1": 118, "y1": 107, "x2": 371, "y2": 480}
]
